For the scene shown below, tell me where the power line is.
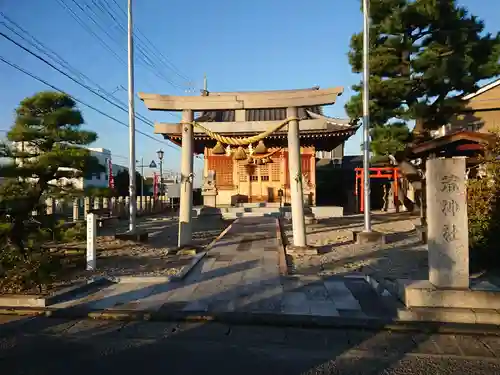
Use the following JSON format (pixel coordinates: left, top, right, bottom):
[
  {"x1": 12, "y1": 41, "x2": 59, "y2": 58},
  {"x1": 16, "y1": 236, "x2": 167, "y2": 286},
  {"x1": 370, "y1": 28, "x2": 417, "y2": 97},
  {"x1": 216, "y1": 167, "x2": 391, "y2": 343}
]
[
  {"x1": 0, "y1": 13, "x2": 199, "y2": 159},
  {"x1": 0, "y1": 12, "x2": 173, "y2": 124},
  {"x1": 54, "y1": 0, "x2": 126, "y2": 65},
  {"x1": 0, "y1": 17, "x2": 156, "y2": 125},
  {"x1": 0, "y1": 56, "x2": 201, "y2": 160},
  {"x1": 0, "y1": 56, "x2": 176, "y2": 148},
  {"x1": 61, "y1": 0, "x2": 186, "y2": 90},
  {"x1": 107, "y1": 0, "x2": 193, "y2": 84},
  {"x1": 0, "y1": 30, "x2": 161, "y2": 130}
]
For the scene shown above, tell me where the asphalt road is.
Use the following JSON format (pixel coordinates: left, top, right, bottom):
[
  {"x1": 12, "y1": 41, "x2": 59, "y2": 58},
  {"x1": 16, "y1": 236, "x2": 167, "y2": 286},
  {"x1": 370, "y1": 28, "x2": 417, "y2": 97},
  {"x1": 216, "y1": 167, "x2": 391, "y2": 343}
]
[{"x1": 2, "y1": 315, "x2": 500, "y2": 375}]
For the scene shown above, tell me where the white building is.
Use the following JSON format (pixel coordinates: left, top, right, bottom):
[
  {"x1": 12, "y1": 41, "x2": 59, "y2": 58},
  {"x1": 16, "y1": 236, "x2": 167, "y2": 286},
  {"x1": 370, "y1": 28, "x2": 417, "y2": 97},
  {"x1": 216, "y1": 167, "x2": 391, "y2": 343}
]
[
  {"x1": 11, "y1": 143, "x2": 127, "y2": 191},
  {"x1": 80, "y1": 148, "x2": 127, "y2": 190}
]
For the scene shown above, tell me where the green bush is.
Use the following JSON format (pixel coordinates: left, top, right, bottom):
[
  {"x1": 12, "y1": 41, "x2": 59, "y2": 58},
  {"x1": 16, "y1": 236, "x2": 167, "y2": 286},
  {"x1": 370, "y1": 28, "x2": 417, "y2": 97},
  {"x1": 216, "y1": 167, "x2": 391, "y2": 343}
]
[
  {"x1": 53, "y1": 220, "x2": 86, "y2": 243},
  {"x1": 0, "y1": 227, "x2": 62, "y2": 293},
  {"x1": 467, "y1": 133, "x2": 500, "y2": 271}
]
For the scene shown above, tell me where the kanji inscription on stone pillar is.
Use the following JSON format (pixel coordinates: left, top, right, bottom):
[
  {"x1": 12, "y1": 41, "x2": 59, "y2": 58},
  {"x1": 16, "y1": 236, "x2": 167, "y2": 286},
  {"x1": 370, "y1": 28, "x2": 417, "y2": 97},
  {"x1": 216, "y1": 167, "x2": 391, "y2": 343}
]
[{"x1": 426, "y1": 157, "x2": 469, "y2": 288}]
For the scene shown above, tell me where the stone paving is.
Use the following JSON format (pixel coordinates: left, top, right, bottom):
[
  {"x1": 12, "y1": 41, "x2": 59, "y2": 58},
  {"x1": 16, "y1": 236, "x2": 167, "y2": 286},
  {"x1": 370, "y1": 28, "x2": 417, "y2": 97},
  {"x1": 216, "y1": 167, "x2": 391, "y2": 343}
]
[{"x1": 55, "y1": 216, "x2": 402, "y2": 319}]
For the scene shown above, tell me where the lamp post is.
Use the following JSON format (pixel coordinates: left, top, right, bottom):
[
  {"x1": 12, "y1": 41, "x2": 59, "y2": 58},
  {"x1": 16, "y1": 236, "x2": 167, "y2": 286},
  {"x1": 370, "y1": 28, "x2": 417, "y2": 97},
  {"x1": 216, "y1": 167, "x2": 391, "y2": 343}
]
[
  {"x1": 362, "y1": 0, "x2": 372, "y2": 233},
  {"x1": 157, "y1": 149, "x2": 164, "y2": 201},
  {"x1": 127, "y1": 0, "x2": 136, "y2": 233}
]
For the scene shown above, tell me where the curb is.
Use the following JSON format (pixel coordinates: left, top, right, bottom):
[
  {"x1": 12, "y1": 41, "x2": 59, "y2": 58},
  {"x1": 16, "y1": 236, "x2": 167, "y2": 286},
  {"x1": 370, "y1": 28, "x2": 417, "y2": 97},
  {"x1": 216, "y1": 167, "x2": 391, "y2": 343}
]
[
  {"x1": 170, "y1": 252, "x2": 207, "y2": 281},
  {"x1": 2, "y1": 307, "x2": 500, "y2": 335},
  {"x1": 169, "y1": 218, "x2": 237, "y2": 282},
  {"x1": 205, "y1": 218, "x2": 238, "y2": 251},
  {"x1": 0, "y1": 277, "x2": 112, "y2": 308}
]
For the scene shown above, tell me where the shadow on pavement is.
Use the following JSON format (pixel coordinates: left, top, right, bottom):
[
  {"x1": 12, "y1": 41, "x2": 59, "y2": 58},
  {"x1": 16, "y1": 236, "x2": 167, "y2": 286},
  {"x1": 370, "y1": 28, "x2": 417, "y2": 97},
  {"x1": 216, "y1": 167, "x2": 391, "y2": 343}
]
[{"x1": 0, "y1": 311, "x2": 441, "y2": 375}]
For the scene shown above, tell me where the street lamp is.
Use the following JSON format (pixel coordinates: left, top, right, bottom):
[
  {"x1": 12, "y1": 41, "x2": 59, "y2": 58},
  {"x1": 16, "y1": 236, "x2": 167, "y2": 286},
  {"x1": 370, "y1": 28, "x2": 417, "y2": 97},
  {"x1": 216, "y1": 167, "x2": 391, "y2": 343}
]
[{"x1": 157, "y1": 149, "x2": 164, "y2": 196}]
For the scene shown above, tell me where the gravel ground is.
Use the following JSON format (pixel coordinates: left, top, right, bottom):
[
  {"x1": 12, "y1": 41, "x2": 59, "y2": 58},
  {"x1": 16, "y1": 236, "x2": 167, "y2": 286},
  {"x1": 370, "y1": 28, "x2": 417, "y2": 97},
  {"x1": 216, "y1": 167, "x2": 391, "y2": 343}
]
[
  {"x1": 283, "y1": 212, "x2": 428, "y2": 280},
  {"x1": 56, "y1": 217, "x2": 233, "y2": 283}
]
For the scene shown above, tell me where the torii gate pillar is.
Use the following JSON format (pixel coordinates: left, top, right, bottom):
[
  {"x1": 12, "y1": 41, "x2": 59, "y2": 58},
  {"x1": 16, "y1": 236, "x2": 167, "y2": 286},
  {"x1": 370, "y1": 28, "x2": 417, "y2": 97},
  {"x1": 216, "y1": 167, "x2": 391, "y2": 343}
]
[
  {"x1": 178, "y1": 109, "x2": 194, "y2": 247},
  {"x1": 286, "y1": 107, "x2": 307, "y2": 248}
]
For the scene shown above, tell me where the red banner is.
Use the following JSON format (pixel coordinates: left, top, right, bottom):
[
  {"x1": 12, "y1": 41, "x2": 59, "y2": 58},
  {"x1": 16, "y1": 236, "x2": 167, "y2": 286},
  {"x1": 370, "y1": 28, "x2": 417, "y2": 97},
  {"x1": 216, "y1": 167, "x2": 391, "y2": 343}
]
[{"x1": 108, "y1": 158, "x2": 114, "y2": 189}]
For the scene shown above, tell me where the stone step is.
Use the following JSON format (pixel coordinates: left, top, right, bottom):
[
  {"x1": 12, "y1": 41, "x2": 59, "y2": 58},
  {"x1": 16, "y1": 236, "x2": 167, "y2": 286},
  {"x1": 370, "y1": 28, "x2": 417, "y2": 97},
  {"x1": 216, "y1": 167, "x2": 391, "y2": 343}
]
[
  {"x1": 218, "y1": 206, "x2": 282, "y2": 214},
  {"x1": 400, "y1": 280, "x2": 500, "y2": 310},
  {"x1": 397, "y1": 306, "x2": 500, "y2": 325},
  {"x1": 222, "y1": 211, "x2": 281, "y2": 219},
  {"x1": 236, "y1": 202, "x2": 281, "y2": 208}
]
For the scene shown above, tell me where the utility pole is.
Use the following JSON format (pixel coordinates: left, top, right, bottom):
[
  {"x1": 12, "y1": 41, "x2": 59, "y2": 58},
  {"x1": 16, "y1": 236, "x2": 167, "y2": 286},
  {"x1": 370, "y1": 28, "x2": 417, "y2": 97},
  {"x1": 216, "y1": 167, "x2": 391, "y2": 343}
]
[
  {"x1": 362, "y1": 0, "x2": 372, "y2": 232},
  {"x1": 127, "y1": 0, "x2": 137, "y2": 233}
]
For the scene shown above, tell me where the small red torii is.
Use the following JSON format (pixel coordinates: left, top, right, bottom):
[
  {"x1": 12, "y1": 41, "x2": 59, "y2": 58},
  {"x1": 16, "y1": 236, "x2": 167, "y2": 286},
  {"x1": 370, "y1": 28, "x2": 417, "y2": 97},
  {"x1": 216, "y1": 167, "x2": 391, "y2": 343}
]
[{"x1": 354, "y1": 167, "x2": 400, "y2": 213}]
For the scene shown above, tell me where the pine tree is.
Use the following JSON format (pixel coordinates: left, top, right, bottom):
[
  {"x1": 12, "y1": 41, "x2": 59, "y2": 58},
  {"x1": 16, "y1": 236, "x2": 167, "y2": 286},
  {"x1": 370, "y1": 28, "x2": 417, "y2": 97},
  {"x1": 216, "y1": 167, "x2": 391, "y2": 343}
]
[
  {"x1": 370, "y1": 122, "x2": 411, "y2": 157},
  {"x1": 0, "y1": 91, "x2": 101, "y2": 257},
  {"x1": 346, "y1": 0, "x2": 500, "y2": 146},
  {"x1": 113, "y1": 169, "x2": 143, "y2": 197}
]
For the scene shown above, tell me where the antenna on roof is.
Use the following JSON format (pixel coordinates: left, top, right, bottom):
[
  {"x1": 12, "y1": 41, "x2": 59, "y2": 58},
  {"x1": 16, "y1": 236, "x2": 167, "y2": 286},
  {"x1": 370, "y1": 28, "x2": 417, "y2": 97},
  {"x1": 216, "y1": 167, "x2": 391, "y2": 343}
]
[{"x1": 201, "y1": 73, "x2": 209, "y2": 96}]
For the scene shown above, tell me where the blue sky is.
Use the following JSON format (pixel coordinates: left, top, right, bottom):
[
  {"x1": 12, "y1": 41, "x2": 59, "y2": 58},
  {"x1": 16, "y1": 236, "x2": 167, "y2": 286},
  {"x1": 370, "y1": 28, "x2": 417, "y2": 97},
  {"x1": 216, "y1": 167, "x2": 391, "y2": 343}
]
[{"x1": 0, "y1": 0, "x2": 498, "y2": 177}]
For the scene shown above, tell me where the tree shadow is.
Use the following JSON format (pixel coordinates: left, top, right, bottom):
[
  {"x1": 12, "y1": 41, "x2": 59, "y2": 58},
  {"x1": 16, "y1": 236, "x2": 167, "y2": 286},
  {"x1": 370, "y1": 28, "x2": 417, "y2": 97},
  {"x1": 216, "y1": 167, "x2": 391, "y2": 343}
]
[{"x1": 0, "y1": 310, "x2": 439, "y2": 375}]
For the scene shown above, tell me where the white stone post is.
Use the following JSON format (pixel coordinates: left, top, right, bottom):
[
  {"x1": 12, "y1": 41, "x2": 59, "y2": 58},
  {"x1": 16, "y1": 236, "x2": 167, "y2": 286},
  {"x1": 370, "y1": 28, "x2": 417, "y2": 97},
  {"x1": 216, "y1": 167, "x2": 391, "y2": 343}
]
[
  {"x1": 86, "y1": 213, "x2": 97, "y2": 270},
  {"x1": 111, "y1": 197, "x2": 117, "y2": 216},
  {"x1": 286, "y1": 107, "x2": 307, "y2": 248},
  {"x1": 426, "y1": 157, "x2": 469, "y2": 288},
  {"x1": 84, "y1": 197, "x2": 91, "y2": 219},
  {"x1": 73, "y1": 198, "x2": 79, "y2": 222},
  {"x1": 118, "y1": 197, "x2": 124, "y2": 218},
  {"x1": 125, "y1": 196, "x2": 130, "y2": 215},
  {"x1": 46, "y1": 198, "x2": 55, "y2": 215},
  {"x1": 93, "y1": 197, "x2": 99, "y2": 210},
  {"x1": 178, "y1": 109, "x2": 194, "y2": 247}
]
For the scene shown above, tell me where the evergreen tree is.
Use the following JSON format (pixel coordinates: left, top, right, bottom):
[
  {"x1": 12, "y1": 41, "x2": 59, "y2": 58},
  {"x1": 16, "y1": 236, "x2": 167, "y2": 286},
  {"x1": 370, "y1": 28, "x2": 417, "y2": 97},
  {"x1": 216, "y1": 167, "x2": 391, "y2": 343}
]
[
  {"x1": 370, "y1": 122, "x2": 411, "y2": 157},
  {"x1": 0, "y1": 91, "x2": 101, "y2": 256},
  {"x1": 113, "y1": 169, "x2": 143, "y2": 197},
  {"x1": 346, "y1": 0, "x2": 500, "y2": 145}
]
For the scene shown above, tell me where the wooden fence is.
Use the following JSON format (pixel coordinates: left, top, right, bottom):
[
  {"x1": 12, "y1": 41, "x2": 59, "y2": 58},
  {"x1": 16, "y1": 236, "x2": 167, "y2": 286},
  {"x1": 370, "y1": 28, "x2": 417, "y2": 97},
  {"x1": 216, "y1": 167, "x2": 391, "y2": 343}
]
[{"x1": 44, "y1": 196, "x2": 175, "y2": 222}]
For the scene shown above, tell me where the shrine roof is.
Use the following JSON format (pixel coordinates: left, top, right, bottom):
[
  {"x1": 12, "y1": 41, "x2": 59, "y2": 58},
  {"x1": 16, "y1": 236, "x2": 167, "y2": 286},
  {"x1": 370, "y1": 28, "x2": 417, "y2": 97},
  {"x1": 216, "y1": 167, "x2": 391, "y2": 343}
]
[
  {"x1": 197, "y1": 106, "x2": 324, "y2": 122},
  {"x1": 410, "y1": 130, "x2": 493, "y2": 156}
]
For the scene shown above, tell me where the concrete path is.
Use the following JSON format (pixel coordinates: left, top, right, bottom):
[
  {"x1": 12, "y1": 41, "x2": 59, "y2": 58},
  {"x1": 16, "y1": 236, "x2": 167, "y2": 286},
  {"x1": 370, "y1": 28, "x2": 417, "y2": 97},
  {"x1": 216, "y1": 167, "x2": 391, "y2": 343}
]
[{"x1": 52, "y1": 216, "x2": 402, "y2": 321}]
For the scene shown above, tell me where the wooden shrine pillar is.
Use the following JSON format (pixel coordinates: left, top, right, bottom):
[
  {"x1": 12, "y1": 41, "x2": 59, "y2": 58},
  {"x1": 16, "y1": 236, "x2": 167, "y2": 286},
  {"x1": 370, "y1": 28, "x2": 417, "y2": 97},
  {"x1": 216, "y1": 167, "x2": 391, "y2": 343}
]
[
  {"x1": 178, "y1": 109, "x2": 194, "y2": 247},
  {"x1": 286, "y1": 107, "x2": 307, "y2": 248}
]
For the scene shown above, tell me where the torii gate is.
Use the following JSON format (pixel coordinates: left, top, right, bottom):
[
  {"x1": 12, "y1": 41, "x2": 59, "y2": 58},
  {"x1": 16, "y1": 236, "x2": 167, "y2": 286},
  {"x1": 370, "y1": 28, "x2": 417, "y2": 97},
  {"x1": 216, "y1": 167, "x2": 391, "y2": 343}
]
[{"x1": 139, "y1": 87, "x2": 343, "y2": 250}]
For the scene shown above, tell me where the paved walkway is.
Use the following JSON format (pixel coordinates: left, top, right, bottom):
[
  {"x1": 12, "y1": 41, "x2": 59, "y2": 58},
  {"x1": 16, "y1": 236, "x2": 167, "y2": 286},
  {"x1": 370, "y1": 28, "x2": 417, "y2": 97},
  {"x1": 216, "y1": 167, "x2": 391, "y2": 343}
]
[{"x1": 55, "y1": 217, "x2": 401, "y2": 319}]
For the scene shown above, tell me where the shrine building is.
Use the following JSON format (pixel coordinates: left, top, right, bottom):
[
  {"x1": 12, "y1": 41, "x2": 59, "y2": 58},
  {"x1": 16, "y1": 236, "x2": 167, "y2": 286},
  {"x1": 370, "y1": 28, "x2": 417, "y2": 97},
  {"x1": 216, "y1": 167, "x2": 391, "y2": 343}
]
[{"x1": 150, "y1": 86, "x2": 358, "y2": 207}]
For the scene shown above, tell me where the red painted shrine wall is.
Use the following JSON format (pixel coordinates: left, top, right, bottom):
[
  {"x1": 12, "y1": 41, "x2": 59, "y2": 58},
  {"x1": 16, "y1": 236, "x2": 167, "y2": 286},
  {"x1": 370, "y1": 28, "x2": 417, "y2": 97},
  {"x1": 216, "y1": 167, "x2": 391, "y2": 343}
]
[
  {"x1": 283, "y1": 152, "x2": 312, "y2": 188},
  {"x1": 207, "y1": 155, "x2": 234, "y2": 189}
]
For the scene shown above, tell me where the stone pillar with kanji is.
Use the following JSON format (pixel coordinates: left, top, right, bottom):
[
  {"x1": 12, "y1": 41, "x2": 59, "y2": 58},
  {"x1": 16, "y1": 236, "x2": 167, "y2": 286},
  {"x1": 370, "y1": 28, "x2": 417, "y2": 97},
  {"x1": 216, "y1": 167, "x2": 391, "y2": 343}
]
[{"x1": 426, "y1": 157, "x2": 469, "y2": 288}]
